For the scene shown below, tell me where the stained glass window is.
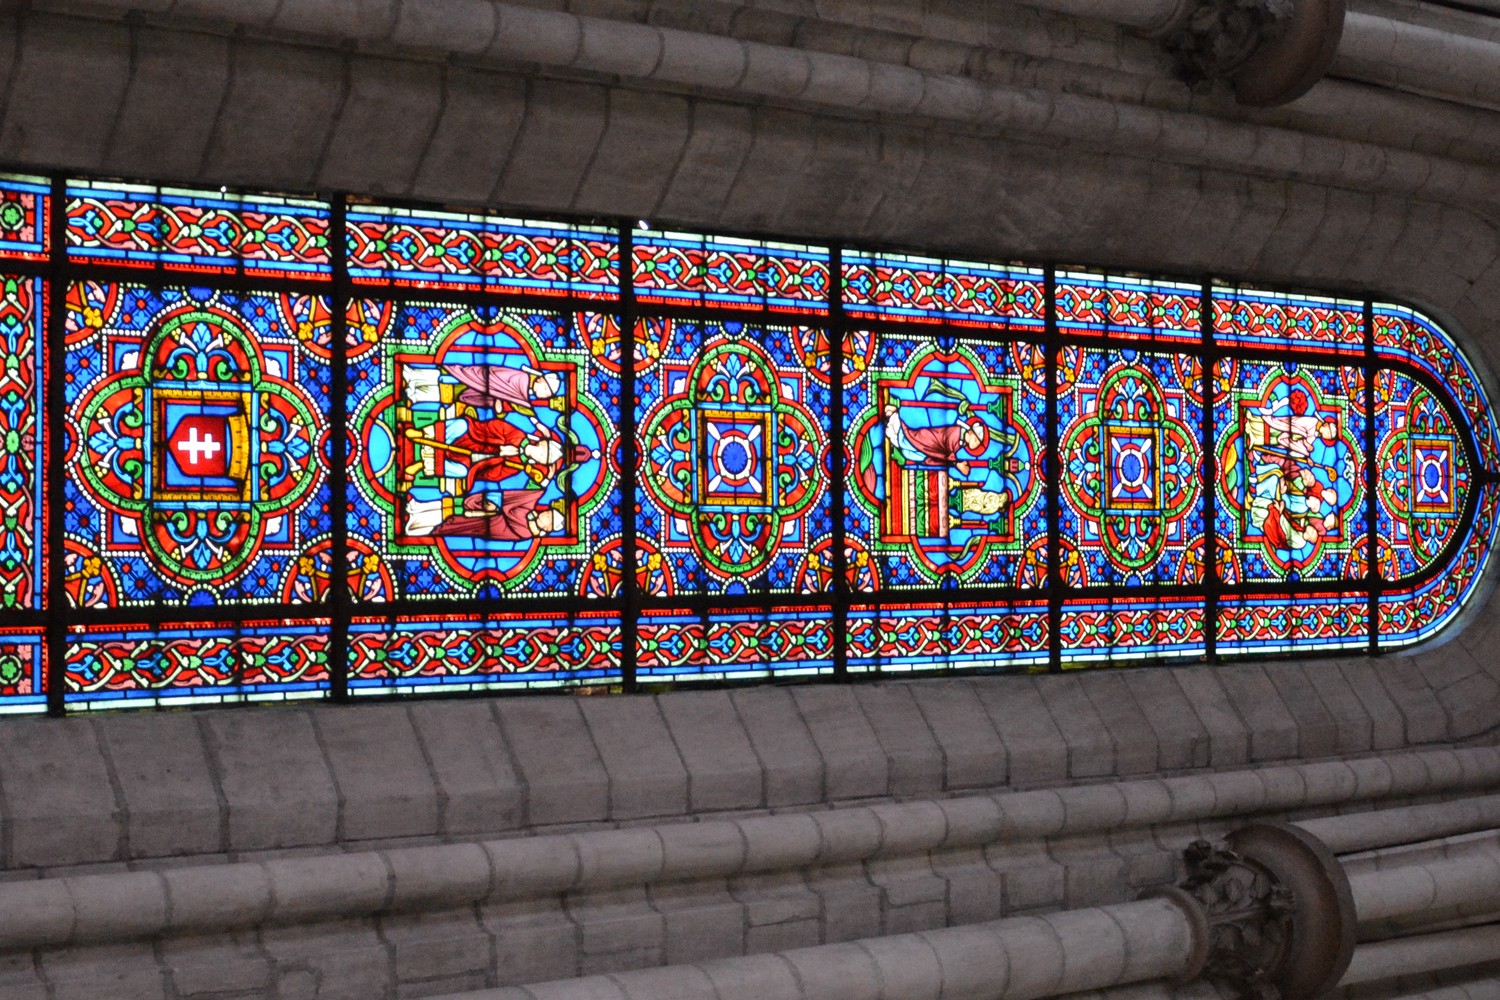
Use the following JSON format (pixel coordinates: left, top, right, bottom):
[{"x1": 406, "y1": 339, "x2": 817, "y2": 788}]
[
  {"x1": 65, "y1": 282, "x2": 332, "y2": 606},
  {"x1": 1213, "y1": 359, "x2": 1367, "y2": 585},
  {"x1": 635, "y1": 318, "x2": 831, "y2": 597},
  {"x1": 348, "y1": 204, "x2": 617, "y2": 298},
  {"x1": 0, "y1": 175, "x2": 50, "y2": 261},
  {"x1": 65, "y1": 181, "x2": 331, "y2": 277},
  {"x1": 844, "y1": 252, "x2": 1044, "y2": 329},
  {"x1": 844, "y1": 329, "x2": 1047, "y2": 589},
  {"x1": 66, "y1": 621, "x2": 330, "y2": 709},
  {"x1": 1058, "y1": 347, "x2": 1204, "y2": 587},
  {"x1": 0, "y1": 273, "x2": 45, "y2": 610},
  {"x1": 633, "y1": 231, "x2": 828, "y2": 313},
  {"x1": 348, "y1": 613, "x2": 622, "y2": 694},
  {"x1": 6, "y1": 170, "x2": 1496, "y2": 714},
  {"x1": 346, "y1": 301, "x2": 621, "y2": 602}
]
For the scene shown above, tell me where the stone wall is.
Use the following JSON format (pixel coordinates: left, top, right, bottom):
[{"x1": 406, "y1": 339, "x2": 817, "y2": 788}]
[{"x1": 3, "y1": 0, "x2": 1500, "y2": 997}]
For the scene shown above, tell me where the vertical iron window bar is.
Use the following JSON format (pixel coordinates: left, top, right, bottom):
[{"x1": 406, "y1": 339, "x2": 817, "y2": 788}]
[
  {"x1": 1202, "y1": 280, "x2": 1218, "y2": 664},
  {"x1": 830, "y1": 246, "x2": 849, "y2": 680},
  {"x1": 620, "y1": 224, "x2": 639, "y2": 693},
  {"x1": 330, "y1": 195, "x2": 351, "y2": 701},
  {"x1": 45, "y1": 177, "x2": 65, "y2": 715},
  {"x1": 1045, "y1": 267, "x2": 1062, "y2": 672},
  {"x1": 1364, "y1": 299, "x2": 1378, "y2": 655}
]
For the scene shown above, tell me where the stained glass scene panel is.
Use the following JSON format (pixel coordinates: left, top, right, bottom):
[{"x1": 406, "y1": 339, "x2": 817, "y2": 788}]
[
  {"x1": 1374, "y1": 303, "x2": 1500, "y2": 470},
  {"x1": 65, "y1": 181, "x2": 331, "y2": 277},
  {"x1": 1213, "y1": 359, "x2": 1367, "y2": 585},
  {"x1": 0, "y1": 274, "x2": 45, "y2": 609},
  {"x1": 845, "y1": 330, "x2": 1048, "y2": 590},
  {"x1": 847, "y1": 602, "x2": 1049, "y2": 673},
  {"x1": 347, "y1": 302, "x2": 622, "y2": 601},
  {"x1": 1374, "y1": 369, "x2": 1473, "y2": 581},
  {"x1": 1059, "y1": 597, "x2": 1206, "y2": 664},
  {"x1": 632, "y1": 231, "x2": 829, "y2": 314},
  {"x1": 1054, "y1": 270, "x2": 1200, "y2": 344},
  {"x1": 1057, "y1": 347, "x2": 1204, "y2": 587},
  {"x1": 349, "y1": 613, "x2": 622, "y2": 693},
  {"x1": 1216, "y1": 592, "x2": 1369, "y2": 656},
  {"x1": 1212, "y1": 286, "x2": 1363, "y2": 356},
  {"x1": 0, "y1": 175, "x2": 49, "y2": 261},
  {"x1": 1381, "y1": 483, "x2": 1499, "y2": 648},
  {"x1": 347, "y1": 205, "x2": 618, "y2": 299},
  {"x1": 0, "y1": 632, "x2": 45, "y2": 715},
  {"x1": 65, "y1": 621, "x2": 330, "y2": 709},
  {"x1": 65, "y1": 283, "x2": 332, "y2": 607},
  {"x1": 635, "y1": 319, "x2": 831, "y2": 596},
  {"x1": 636, "y1": 607, "x2": 834, "y2": 682},
  {"x1": 843, "y1": 252, "x2": 1045, "y2": 331}
]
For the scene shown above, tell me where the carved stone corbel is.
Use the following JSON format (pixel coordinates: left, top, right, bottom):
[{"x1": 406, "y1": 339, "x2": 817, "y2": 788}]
[
  {"x1": 1141, "y1": 0, "x2": 1347, "y2": 107},
  {"x1": 1150, "y1": 822, "x2": 1356, "y2": 1000}
]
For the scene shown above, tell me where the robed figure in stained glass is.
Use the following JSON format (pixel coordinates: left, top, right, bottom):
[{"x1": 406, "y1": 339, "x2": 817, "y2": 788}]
[
  {"x1": 403, "y1": 490, "x2": 566, "y2": 540},
  {"x1": 396, "y1": 358, "x2": 591, "y2": 542},
  {"x1": 877, "y1": 389, "x2": 1018, "y2": 539},
  {"x1": 403, "y1": 363, "x2": 565, "y2": 416},
  {"x1": 1240, "y1": 384, "x2": 1354, "y2": 566}
]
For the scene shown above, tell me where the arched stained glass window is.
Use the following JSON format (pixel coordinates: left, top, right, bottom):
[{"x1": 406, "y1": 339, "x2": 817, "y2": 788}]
[{"x1": 0, "y1": 170, "x2": 1494, "y2": 713}]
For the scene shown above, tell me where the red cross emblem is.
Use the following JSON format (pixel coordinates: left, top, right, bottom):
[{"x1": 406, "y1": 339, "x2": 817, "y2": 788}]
[{"x1": 169, "y1": 414, "x2": 231, "y2": 477}]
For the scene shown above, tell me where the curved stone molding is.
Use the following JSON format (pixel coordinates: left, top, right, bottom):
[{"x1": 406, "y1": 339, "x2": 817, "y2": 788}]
[{"x1": 1146, "y1": 0, "x2": 1347, "y2": 105}]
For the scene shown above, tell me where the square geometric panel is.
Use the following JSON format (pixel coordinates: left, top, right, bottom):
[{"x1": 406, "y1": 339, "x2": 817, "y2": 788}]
[
  {"x1": 0, "y1": 632, "x2": 45, "y2": 715},
  {"x1": 64, "y1": 282, "x2": 332, "y2": 607},
  {"x1": 697, "y1": 410, "x2": 773, "y2": 506},
  {"x1": 636, "y1": 319, "x2": 831, "y2": 596},
  {"x1": 1104, "y1": 428, "x2": 1160, "y2": 511},
  {"x1": 1409, "y1": 440, "x2": 1456, "y2": 515},
  {"x1": 1057, "y1": 348, "x2": 1204, "y2": 587},
  {"x1": 0, "y1": 175, "x2": 50, "y2": 262}
]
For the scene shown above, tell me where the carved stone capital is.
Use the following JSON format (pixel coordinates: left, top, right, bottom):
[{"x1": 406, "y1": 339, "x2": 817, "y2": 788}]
[
  {"x1": 1142, "y1": 0, "x2": 1347, "y2": 106},
  {"x1": 1166, "y1": 822, "x2": 1356, "y2": 1000}
]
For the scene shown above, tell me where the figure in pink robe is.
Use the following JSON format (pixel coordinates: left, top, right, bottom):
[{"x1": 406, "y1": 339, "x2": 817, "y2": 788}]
[{"x1": 404, "y1": 490, "x2": 565, "y2": 540}]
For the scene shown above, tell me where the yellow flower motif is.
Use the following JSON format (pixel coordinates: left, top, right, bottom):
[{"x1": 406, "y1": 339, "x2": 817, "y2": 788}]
[
  {"x1": 66, "y1": 556, "x2": 103, "y2": 583},
  {"x1": 361, "y1": 323, "x2": 379, "y2": 344},
  {"x1": 296, "y1": 321, "x2": 316, "y2": 342},
  {"x1": 83, "y1": 307, "x2": 103, "y2": 330},
  {"x1": 361, "y1": 554, "x2": 380, "y2": 573}
]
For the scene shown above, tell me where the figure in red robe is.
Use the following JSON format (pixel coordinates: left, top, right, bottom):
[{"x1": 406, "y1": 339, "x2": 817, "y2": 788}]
[
  {"x1": 883, "y1": 403, "x2": 990, "y2": 476},
  {"x1": 405, "y1": 417, "x2": 591, "y2": 492}
]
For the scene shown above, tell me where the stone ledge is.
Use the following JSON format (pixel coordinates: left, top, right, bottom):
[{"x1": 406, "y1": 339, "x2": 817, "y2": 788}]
[
  {"x1": 0, "y1": 634, "x2": 1495, "y2": 871},
  {"x1": 0, "y1": 746, "x2": 1496, "y2": 951}
]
